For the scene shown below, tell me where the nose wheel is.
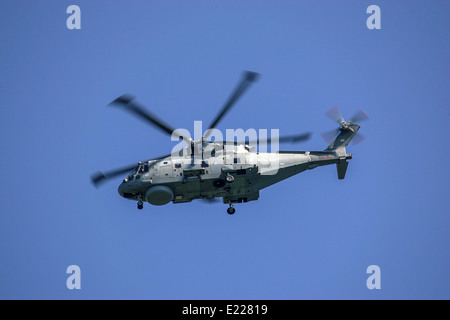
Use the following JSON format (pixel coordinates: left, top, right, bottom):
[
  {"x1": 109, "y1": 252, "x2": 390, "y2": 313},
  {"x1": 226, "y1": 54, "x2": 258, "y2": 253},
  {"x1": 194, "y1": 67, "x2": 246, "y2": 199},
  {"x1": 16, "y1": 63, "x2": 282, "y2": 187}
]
[
  {"x1": 227, "y1": 203, "x2": 235, "y2": 215},
  {"x1": 137, "y1": 195, "x2": 144, "y2": 210}
]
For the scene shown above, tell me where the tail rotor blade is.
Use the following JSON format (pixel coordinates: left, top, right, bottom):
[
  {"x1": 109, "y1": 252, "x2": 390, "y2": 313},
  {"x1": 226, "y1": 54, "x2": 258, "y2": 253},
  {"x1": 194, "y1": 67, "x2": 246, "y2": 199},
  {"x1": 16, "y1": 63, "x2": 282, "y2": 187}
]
[
  {"x1": 324, "y1": 107, "x2": 344, "y2": 124},
  {"x1": 321, "y1": 128, "x2": 340, "y2": 144},
  {"x1": 352, "y1": 132, "x2": 366, "y2": 145},
  {"x1": 349, "y1": 110, "x2": 369, "y2": 124}
]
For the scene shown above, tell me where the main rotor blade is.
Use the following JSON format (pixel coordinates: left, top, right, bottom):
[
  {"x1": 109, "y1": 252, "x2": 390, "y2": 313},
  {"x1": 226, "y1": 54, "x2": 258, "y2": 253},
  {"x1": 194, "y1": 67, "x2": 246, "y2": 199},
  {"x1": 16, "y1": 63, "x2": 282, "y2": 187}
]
[
  {"x1": 324, "y1": 107, "x2": 344, "y2": 124},
  {"x1": 91, "y1": 153, "x2": 171, "y2": 187},
  {"x1": 248, "y1": 132, "x2": 312, "y2": 145},
  {"x1": 109, "y1": 94, "x2": 188, "y2": 142},
  {"x1": 203, "y1": 71, "x2": 260, "y2": 140},
  {"x1": 91, "y1": 165, "x2": 138, "y2": 187},
  {"x1": 349, "y1": 110, "x2": 369, "y2": 124},
  {"x1": 217, "y1": 131, "x2": 312, "y2": 146}
]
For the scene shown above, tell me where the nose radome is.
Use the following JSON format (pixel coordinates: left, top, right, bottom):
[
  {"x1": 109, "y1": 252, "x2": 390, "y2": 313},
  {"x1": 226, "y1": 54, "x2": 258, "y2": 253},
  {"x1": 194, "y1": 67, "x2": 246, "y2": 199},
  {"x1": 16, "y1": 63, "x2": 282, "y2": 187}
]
[{"x1": 118, "y1": 181, "x2": 128, "y2": 196}]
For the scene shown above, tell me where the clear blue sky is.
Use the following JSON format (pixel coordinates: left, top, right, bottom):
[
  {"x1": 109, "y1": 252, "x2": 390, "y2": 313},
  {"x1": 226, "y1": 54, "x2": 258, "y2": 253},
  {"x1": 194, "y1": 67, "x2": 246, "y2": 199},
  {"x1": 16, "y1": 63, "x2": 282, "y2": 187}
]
[{"x1": 0, "y1": 0, "x2": 448, "y2": 299}]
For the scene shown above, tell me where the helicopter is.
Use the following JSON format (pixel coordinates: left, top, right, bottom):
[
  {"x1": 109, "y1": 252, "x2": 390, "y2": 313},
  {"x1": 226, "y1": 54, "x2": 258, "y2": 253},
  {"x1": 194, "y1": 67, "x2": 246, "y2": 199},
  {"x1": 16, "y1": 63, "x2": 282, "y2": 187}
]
[{"x1": 91, "y1": 71, "x2": 368, "y2": 214}]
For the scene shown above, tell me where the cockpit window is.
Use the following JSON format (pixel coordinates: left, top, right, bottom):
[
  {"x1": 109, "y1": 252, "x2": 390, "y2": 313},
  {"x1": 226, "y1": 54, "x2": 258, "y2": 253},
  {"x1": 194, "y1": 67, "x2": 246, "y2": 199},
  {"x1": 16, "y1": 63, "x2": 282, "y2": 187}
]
[{"x1": 137, "y1": 163, "x2": 149, "y2": 173}]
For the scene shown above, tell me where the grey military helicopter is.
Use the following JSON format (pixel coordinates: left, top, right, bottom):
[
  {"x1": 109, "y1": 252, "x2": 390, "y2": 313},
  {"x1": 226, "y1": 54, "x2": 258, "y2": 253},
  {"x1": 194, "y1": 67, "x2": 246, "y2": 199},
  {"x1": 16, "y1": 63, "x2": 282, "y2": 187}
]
[{"x1": 91, "y1": 71, "x2": 368, "y2": 214}]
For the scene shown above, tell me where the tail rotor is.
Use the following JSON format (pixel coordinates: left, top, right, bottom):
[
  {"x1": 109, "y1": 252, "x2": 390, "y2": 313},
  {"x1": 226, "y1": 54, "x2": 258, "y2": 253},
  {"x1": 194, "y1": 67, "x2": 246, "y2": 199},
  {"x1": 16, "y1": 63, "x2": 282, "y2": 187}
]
[
  {"x1": 322, "y1": 107, "x2": 369, "y2": 180},
  {"x1": 322, "y1": 107, "x2": 369, "y2": 145}
]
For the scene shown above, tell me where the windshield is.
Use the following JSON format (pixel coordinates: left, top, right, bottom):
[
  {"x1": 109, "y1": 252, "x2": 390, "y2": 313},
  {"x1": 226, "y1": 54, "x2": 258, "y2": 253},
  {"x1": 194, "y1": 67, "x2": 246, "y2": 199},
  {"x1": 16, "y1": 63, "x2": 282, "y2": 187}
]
[{"x1": 137, "y1": 163, "x2": 149, "y2": 174}]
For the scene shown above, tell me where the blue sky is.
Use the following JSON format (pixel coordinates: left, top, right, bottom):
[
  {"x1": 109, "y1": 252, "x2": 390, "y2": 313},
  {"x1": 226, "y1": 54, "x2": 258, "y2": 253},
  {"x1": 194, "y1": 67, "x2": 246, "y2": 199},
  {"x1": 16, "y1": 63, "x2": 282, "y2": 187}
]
[{"x1": 0, "y1": 1, "x2": 448, "y2": 299}]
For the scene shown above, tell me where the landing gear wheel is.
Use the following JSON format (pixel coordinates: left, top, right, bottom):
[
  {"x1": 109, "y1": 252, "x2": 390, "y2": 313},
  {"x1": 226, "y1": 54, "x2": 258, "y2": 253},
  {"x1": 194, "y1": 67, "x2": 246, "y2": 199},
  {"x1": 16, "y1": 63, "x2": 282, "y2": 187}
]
[
  {"x1": 227, "y1": 207, "x2": 235, "y2": 215},
  {"x1": 137, "y1": 200, "x2": 143, "y2": 210}
]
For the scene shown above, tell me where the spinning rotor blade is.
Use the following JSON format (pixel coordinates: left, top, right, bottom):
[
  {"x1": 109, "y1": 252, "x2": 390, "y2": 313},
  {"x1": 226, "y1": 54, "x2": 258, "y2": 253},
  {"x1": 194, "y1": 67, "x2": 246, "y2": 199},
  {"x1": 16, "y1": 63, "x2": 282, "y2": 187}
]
[
  {"x1": 320, "y1": 128, "x2": 340, "y2": 144},
  {"x1": 91, "y1": 153, "x2": 171, "y2": 187},
  {"x1": 247, "y1": 132, "x2": 312, "y2": 145},
  {"x1": 109, "y1": 94, "x2": 188, "y2": 142},
  {"x1": 203, "y1": 71, "x2": 260, "y2": 141},
  {"x1": 217, "y1": 131, "x2": 312, "y2": 146},
  {"x1": 352, "y1": 132, "x2": 366, "y2": 145},
  {"x1": 323, "y1": 107, "x2": 369, "y2": 143},
  {"x1": 349, "y1": 110, "x2": 369, "y2": 124},
  {"x1": 276, "y1": 132, "x2": 312, "y2": 144},
  {"x1": 324, "y1": 106, "x2": 344, "y2": 124},
  {"x1": 91, "y1": 165, "x2": 139, "y2": 187}
]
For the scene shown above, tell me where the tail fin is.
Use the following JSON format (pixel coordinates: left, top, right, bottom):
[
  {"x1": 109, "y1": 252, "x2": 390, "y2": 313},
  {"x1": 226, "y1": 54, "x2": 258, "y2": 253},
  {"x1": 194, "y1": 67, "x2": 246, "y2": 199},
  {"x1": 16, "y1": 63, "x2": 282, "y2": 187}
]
[
  {"x1": 324, "y1": 124, "x2": 360, "y2": 155},
  {"x1": 336, "y1": 160, "x2": 349, "y2": 179},
  {"x1": 325, "y1": 124, "x2": 360, "y2": 179}
]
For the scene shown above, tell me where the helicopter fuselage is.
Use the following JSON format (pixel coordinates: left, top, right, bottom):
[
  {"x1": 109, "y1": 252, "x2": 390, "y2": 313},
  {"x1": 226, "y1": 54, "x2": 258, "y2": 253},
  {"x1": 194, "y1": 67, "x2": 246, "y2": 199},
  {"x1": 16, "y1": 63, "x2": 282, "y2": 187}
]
[{"x1": 117, "y1": 143, "x2": 351, "y2": 206}]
